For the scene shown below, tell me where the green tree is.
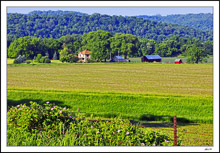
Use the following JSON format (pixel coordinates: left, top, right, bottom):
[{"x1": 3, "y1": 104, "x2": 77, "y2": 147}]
[
  {"x1": 186, "y1": 45, "x2": 209, "y2": 63},
  {"x1": 59, "y1": 47, "x2": 69, "y2": 62},
  {"x1": 8, "y1": 36, "x2": 41, "y2": 59},
  {"x1": 110, "y1": 33, "x2": 140, "y2": 59},
  {"x1": 203, "y1": 41, "x2": 213, "y2": 55},
  {"x1": 155, "y1": 43, "x2": 171, "y2": 57},
  {"x1": 7, "y1": 11, "x2": 212, "y2": 42},
  {"x1": 36, "y1": 54, "x2": 42, "y2": 63},
  {"x1": 59, "y1": 34, "x2": 82, "y2": 54},
  {"x1": 139, "y1": 39, "x2": 156, "y2": 56},
  {"x1": 82, "y1": 30, "x2": 113, "y2": 62}
]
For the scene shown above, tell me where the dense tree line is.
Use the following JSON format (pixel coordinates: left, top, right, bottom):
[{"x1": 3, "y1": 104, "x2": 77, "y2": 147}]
[
  {"x1": 7, "y1": 34, "x2": 82, "y2": 59},
  {"x1": 7, "y1": 11, "x2": 212, "y2": 42},
  {"x1": 139, "y1": 35, "x2": 213, "y2": 57},
  {"x1": 8, "y1": 30, "x2": 213, "y2": 64},
  {"x1": 137, "y1": 13, "x2": 213, "y2": 32}
]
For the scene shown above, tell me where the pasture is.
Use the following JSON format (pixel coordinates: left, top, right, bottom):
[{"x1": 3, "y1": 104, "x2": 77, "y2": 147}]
[{"x1": 7, "y1": 62, "x2": 213, "y2": 146}]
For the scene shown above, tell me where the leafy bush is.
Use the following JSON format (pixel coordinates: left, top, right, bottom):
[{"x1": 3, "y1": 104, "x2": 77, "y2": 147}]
[
  {"x1": 35, "y1": 54, "x2": 51, "y2": 63},
  {"x1": 7, "y1": 102, "x2": 73, "y2": 132},
  {"x1": 7, "y1": 102, "x2": 179, "y2": 146},
  {"x1": 39, "y1": 56, "x2": 51, "y2": 63},
  {"x1": 36, "y1": 54, "x2": 42, "y2": 62},
  {"x1": 68, "y1": 54, "x2": 78, "y2": 63}
]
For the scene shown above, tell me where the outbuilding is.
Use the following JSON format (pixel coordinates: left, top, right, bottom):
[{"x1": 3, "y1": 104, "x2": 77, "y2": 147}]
[
  {"x1": 175, "y1": 59, "x2": 182, "y2": 64},
  {"x1": 112, "y1": 56, "x2": 129, "y2": 62},
  {"x1": 142, "y1": 55, "x2": 162, "y2": 62}
]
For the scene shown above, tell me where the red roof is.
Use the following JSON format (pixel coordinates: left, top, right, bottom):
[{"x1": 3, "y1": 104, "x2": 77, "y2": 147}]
[{"x1": 79, "y1": 49, "x2": 91, "y2": 55}]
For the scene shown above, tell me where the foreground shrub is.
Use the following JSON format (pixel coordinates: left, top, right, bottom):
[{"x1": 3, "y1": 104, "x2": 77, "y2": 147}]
[
  {"x1": 7, "y1": 102, "x2": 180, "y2": 146},
  {"x1": 7, "y1": 102, "x2": 72, "y2": 132}
]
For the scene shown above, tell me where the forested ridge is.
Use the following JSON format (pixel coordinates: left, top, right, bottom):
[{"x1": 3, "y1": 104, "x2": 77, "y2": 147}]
[
  {"x1": 28, "y1": 10, "x2": 87, "y2": 16},
  {"x1": 136, "y1": 13, "x2": 213, "y2": 32},
  {"x1": 7, "y1": 11, "x2": 212, "y2": 42}
]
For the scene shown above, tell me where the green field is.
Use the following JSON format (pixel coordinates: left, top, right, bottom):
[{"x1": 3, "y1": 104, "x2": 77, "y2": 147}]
[{"x1": 7, "y1": 62, "x2": 213, "y2": 146}]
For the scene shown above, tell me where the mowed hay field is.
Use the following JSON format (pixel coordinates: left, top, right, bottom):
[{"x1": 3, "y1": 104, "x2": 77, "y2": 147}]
[
  {"x1": 7, "y1": 63, "x2": 213, "y2": 96},
  {"x1": 7, "y1": 62, "x2": 213, "y2": 146}
]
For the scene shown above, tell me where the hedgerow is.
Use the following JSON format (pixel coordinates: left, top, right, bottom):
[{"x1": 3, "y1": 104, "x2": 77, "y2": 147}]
[{"x1": 7, "y1": 101, "x2": 179, "y2": 146}]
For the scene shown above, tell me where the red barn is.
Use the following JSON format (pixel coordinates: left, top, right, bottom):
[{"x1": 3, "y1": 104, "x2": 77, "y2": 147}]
[
  {"x1": 142, "y1": 55, "x2": 162, "y2": 62},
  {"x1": 175, "y1": 59, "x2": 182, "y2": 64}
]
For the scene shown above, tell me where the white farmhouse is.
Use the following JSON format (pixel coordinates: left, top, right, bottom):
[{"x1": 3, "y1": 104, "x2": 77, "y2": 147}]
[{"x1": 78, "y1": 49, "x2": 91, "y2": 62}]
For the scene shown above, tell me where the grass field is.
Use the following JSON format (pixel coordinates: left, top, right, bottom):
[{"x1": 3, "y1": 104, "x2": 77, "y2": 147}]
[
  {"x1": 7, "y1": 88, "x2": 213, "y2": 123},
  {"x1": 7, "y1": 61, "x2": 213, "y2": 146},
  {"x1": 7, "y1": 62, "x2": 213, "y2": 96}
]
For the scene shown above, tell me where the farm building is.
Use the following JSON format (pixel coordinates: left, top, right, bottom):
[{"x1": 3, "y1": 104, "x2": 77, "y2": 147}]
[
  {"x1": 141, "y1": 55, "x2": 162, "y2": 62},
  {"x1": 175, "y1": 59, "x2": 182, "y2": 64},
  {"x1": 111, "y1": 56, "x2": 130, "y2": 62},
  {"x1": 78, "y1": 49, "x2": 91, "y2": 62}
]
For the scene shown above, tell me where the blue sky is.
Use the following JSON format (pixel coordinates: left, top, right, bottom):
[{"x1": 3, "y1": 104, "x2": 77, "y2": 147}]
[{"x1": 7, "y1": 7, "x2": 213, "y2": 16}]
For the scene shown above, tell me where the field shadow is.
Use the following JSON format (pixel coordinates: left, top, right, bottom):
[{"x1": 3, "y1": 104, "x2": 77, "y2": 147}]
[
  {"x1": 140, "y1": 114, "x2": 191, "y2": 123},
  {"x1": 129, "y1": 114, "x2": 199, "y2": 128},
  {"x1": 7, "y1": 99, "x2": 70, "y2": 109}
]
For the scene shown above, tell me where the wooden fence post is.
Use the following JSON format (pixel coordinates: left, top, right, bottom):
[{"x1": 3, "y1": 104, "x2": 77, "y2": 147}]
[{"x1": 174, "y1": 116, "x2": 177, "y2": 146}]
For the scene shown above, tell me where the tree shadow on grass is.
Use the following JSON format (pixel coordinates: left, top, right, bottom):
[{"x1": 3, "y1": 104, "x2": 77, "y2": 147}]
[
  {"x1": 7, "y1": 99, "x2": 70, "y2": 109},
  {"x1": 129, "y1": 114, "x2": 198, "y2": 128}
]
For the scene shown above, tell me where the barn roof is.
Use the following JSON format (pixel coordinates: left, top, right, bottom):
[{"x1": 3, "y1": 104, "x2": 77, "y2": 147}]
[
  {"x1": 175, "y1": 59, "x2": 182, "y2": 62},
  {"x1": 114, "y1": 56, "x2": 124, "y2": 59},
  {"x1": 143, "y1": 55, "x2": 161, "y2": 60}
]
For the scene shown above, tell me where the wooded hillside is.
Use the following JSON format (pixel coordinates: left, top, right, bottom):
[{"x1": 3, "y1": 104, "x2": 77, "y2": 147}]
[{"x1": 7, "y1": 11, "x2": 213, "y2": 42}]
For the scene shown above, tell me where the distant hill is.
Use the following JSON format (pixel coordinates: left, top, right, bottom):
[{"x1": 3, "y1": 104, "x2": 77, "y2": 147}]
[
  {"x1": 28, "y1": 10, "x2": 88, "y2": 16},
  {"x1": 7, "y1": 11, "x2": 212, "y2": 42},
  {"x1": 136, "y1": 13, "x2": 213, "y2": 31}
]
